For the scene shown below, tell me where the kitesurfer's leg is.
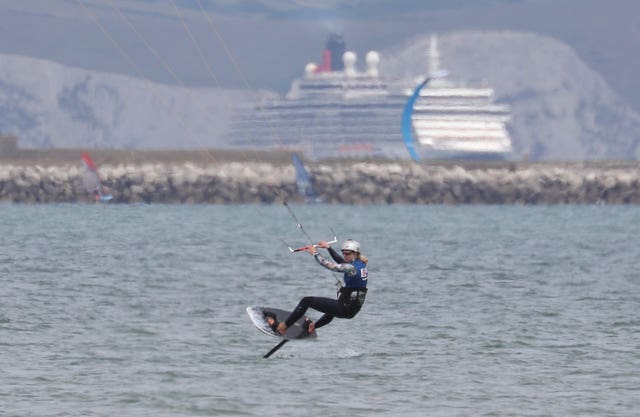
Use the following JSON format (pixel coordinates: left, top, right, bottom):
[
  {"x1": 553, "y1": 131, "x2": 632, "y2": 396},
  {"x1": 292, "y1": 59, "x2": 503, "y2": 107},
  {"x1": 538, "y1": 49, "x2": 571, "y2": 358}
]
[
  {"x1": 277, "y1": 296, "x2": 344, "y2": 334},
  {"x1": 313, "y1": 313, "x2": 333, "y2": 329}
]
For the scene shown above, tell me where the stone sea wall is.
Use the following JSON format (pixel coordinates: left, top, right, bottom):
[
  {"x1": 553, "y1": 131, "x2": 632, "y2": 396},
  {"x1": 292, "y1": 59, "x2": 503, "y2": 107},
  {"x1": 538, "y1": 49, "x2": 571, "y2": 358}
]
[{"x1": 1, "y1": 160, "x2": 640, "y2": 204}]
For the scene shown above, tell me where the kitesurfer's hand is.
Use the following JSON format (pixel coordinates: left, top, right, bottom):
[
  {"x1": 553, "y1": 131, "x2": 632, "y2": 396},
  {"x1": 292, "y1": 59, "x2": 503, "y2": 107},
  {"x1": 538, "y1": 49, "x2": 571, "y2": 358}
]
[
  {"x1": 302, "y1": 245, "x2": 318, "y2": 255},
  {"x1": 316, "y1": 241, "x2": 330, "y2": 249}
]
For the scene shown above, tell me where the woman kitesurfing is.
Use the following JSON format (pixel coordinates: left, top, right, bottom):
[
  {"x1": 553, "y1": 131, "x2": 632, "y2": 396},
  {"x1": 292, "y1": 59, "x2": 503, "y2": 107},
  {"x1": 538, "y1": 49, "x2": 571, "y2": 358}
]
[
  {"x1": 268, "y1": 238, "x2": 369, "y2": 336},
  {"x1": 81, "y1": 1, "x2": 369, "y2": 360}
]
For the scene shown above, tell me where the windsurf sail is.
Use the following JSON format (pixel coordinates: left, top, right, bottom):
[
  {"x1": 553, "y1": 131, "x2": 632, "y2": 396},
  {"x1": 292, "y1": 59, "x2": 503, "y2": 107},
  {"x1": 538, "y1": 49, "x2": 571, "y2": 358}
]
[
  {"x1": 81, "y1": 153, "x2": 112, "y2": 202},
  {"x1": 292, "y1": 153, "x2": 321, "y2": 203},
  {"x1": 401, "y1": 77, "x2": 431, "y2": 162}
]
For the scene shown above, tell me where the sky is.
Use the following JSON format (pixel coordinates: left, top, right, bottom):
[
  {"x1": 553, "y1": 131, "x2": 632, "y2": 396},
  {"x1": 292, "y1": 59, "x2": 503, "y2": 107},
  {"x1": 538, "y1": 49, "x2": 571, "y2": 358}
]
[{"x1": 1, "y1": 0, "x2": 640, "y2": 110}]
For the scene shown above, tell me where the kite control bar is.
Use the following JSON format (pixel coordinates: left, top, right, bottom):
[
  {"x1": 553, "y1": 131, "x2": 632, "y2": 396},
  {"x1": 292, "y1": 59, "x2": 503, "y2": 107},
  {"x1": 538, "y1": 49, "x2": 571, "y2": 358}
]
[{"x1": 288, "y1": 237, "x2": 337, "y2": 253}]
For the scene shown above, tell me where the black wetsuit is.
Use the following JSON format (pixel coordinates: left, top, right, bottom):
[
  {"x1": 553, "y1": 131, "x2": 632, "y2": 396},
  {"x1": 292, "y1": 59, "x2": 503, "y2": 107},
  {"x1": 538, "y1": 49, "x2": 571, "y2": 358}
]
[{"x1": 284, "y1": 247, "x2": 368, "y2": 329}]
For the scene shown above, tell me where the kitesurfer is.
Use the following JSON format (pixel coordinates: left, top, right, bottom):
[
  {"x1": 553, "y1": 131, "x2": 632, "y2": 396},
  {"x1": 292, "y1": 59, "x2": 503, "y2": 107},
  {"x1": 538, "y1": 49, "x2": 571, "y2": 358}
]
[{"x1": 274, "y1": 239, "x2": 368, "y2": 335}]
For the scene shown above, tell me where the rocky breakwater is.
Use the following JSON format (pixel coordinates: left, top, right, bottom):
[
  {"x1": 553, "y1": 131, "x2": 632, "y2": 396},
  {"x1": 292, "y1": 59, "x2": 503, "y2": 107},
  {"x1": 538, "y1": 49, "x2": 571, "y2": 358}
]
[{"x1": 0, "y1": 160, "x2": 639, "y2": 204}]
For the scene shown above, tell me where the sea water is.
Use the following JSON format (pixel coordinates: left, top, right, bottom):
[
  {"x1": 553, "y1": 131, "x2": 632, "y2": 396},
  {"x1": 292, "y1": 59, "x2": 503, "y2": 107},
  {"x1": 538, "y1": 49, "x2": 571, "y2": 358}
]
[{"x1": 1, "y1": 204, "x2": 639, "y2": 416}]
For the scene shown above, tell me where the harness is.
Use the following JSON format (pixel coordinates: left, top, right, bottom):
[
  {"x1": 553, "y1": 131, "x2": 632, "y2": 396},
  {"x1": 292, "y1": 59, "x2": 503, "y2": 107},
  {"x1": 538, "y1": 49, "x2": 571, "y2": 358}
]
[{"x1": 338, "y1": 287, "x2": 368, "y2": 307}]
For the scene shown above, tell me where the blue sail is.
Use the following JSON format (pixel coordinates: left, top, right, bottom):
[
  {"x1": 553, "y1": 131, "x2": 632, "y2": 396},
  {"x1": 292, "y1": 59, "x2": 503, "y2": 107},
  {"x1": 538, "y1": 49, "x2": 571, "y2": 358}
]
[
  {"x1": 292, "y1": 153, "x2": 321, "y2": 203},
  {"x1": 402, "y1": 77, "x2": 431, "y2": 162}
]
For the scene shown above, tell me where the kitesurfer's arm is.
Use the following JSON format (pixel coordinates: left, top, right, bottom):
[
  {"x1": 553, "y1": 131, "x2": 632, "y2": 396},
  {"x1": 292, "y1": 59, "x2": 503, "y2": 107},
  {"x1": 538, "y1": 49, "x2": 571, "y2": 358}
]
[
  {"x1": 301, "y1": 245, "x2": 356, "y2": 274},
  {"x1": 316, "y1": 240, "x2": 345, "y2": 263},
  {"x1": 327, "y1": 247, "x2": 344, "y2": 263}
]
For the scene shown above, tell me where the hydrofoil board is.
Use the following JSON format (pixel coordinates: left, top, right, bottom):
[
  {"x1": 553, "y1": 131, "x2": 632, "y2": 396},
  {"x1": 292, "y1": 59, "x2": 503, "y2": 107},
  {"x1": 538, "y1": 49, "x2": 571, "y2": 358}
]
[{"x1": 247, "y1": 306, "x2": 316, "y2": 340}]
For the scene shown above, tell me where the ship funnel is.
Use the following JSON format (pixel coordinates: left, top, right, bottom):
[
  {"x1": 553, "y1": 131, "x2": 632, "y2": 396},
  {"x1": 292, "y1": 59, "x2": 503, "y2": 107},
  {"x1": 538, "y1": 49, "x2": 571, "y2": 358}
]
[
  {"x1": 314, "y1": 33, "x2": 346, "y2": 73},
  {"x1": 317, "y1": 49, "x2": 332, "y2": 72},
  {"x1": 326, "y1": 33, "x2": 345, "y2": 71}
]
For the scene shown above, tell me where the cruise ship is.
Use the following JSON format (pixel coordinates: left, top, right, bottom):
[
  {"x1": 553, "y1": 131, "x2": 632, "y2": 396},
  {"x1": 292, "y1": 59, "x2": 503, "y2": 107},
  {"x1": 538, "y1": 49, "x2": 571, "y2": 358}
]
[{"x1": 228, "y1": 34, "x2": 512, "y2": 160}]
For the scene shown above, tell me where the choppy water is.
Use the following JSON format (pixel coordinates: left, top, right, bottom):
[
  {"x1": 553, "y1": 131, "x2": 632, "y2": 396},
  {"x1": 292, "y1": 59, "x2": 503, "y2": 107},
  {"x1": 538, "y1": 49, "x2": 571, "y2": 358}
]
[{"x1": 1, "y1": 204, "x2": 639, "y2": 416}]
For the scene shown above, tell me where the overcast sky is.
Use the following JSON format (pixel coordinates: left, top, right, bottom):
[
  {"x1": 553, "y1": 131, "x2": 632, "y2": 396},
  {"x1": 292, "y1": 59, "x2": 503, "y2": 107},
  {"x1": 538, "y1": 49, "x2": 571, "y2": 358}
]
[{"x1": 1, "y1": 0, "x2": 640, "y2": 108}]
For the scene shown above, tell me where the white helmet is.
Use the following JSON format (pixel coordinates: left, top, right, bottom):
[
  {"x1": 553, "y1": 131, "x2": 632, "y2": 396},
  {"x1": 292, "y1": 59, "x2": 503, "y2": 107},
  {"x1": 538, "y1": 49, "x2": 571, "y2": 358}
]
[{"x1": 341, "y1": 239, "x2": 360, "y2": 253}]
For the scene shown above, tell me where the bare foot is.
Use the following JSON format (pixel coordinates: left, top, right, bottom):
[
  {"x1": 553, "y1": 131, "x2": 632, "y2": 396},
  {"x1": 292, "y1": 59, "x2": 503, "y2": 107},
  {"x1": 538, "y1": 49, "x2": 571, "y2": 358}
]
[
  {"x1": 264, "y1": 312, "x2": 281, "y2": 331},
  {"x1": 276, "y1": 322, "x2": 287, "y2": 335},
  {"x1": 303, "y1": 318, "x2": 315, "y2": 334}
]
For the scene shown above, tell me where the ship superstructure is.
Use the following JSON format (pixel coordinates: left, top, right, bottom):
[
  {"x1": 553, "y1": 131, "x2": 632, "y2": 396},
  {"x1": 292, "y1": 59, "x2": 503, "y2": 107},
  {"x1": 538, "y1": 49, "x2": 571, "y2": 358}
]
[{"x1": 228, "y1": 34, "x2": 512, "y2": 160}]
